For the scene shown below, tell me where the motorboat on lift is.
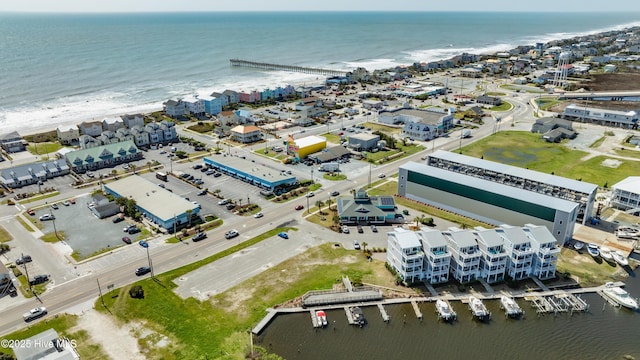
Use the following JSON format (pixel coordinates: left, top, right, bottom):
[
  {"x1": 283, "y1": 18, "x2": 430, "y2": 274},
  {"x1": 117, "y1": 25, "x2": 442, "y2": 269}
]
[
  {"x1": 601, "y1": 282, "x2": 638, "y2": 310},
  {"x1": 435, "y1": 299, "x2": 457, "y2": 322},
  {"x1": 468, "y1": 296, "x2": 491, "y2": 321},
  {"x1": 500, "y1": 296, "x2": 524, "y2": 318},
  {"x1": 315, "y1": 310, "x2": 328, "y2": 327}
]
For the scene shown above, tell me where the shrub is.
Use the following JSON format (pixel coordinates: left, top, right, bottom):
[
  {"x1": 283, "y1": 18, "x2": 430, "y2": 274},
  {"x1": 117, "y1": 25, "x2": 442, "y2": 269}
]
[{"x1": 129, "y1": 285, "x2": 144, "y2": 299}]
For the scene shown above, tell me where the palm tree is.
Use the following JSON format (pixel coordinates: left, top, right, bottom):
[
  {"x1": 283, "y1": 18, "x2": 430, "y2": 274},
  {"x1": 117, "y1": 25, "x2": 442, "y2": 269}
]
[
  {"x1": 325, "y1": 198, "x2": 333, "y2": 212},
  {"x1": 186, "y1": 209, "x2": 193, "y2": 227},
  {"x1": 315, "y1": 200, "x2": 324, "y2": 214},
  {"x1": 415, "y1": 214, "x2": 426, "y2": 227},
  {"x1": 362, "y1": 241, "x2": 368, "y2": 252}
]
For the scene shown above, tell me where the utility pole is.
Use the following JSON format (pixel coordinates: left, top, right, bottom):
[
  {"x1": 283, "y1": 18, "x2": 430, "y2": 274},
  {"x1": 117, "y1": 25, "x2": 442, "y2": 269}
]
[
  {"x1": 146, "y1": 247, "x2": 154, "y2": 278},
  {"x1": 97, "y1": 278, "x2": 105, "y2": 308},
  {"x1": 22, "y1": 253, "x2": 32, "y2": 294}
]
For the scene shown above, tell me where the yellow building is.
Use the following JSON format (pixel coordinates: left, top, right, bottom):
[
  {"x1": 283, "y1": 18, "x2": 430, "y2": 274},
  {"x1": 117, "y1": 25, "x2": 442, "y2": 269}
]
[{"x1": 286, "y1": 134, "x2": 326, "y2": 160}]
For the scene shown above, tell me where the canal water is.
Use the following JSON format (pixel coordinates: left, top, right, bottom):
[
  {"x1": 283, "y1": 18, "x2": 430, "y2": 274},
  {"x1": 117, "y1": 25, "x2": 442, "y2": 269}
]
[{"x1": 256, "y1": 275, "x2": 640, "y2": 359}]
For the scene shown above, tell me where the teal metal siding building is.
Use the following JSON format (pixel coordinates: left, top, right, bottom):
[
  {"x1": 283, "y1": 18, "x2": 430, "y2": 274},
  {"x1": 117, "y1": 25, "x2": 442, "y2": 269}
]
[{"x1": 398, "y1": 162, "x2": 579, "y2": 245}]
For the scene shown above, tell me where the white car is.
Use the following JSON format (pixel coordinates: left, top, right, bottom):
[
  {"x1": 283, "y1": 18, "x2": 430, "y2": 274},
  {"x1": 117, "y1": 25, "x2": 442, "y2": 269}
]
[
  {"x1": 305, "y1": 192, "x2": 315, "y2": 198},
  {"x1": 218, "y1": 199, "x2": 230, "y2": 205},
  {"x1": 225, "y1": 229, "x2": 239, "y2": 239},
  {"x1": 254, "y1": 212, "x2": 264, "y2": 218},
  {"x1": 23, "y1": 306, "x2": 47, "y2": 322}
]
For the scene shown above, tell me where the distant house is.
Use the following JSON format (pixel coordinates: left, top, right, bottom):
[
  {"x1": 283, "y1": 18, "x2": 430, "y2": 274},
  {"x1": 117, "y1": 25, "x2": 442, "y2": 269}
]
[
  {"x1": 91, "y1": 201, "x2": 121, "y2": 219},
  {"x1": 163, "y1": 99, "x2": 187, "y2": 118},
  {"x1": 210, "y1": 92, "x2": 229, "y2": 107},
  {"x1": 102, "y1": 117, "x2": 124, "y2": 132},
  {"x1": 531, "y1": 117, "x2": 573, "y2": 134},
  {"x1": 476, "y1": 95, "x2": 502, "y2": 106},
  {"x1": 130, "y1": 125, "x2": 150, "y2": 148},
  {"x1": 229, "y1": 125, "x2": 262, "y2": 144},
  {"x1": 238, "y1": 90, "x2": 261, "y2": 104},
  {"x1": 0, "y1": 131, "x2": 26, "y2": 153},
  {"x1": 337, "y1": 188, "x2": 400, "y2": 225},
  {"x1": 0, "y1": 160, "x2": 70, "y2": 188},
  {"x1": 78, "y1": 121, "x2": 103, "y2": 137},
  {"x1": 56, "y1": 125, "x2": 80, "y2": 145},
  {"x1": 223, "y1": 90, "x2": 240, "y2": 104},
  {"x1": 122, "y1": 114, "x2": 145, "y2": 129},
  {"x1": 78, "y1": 134, "x2": 102, "y2": 149},
  {"x1": 218, "y1": 111, "x2": 237, "y2": 126}
]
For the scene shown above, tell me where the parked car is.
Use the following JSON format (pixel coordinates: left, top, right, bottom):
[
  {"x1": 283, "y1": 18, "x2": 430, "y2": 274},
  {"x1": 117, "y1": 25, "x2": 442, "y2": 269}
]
[
  {"x1": 205, "y1": 169, "x2": 216, "y2": 175},
  {"x1": 378, "y1": 173, "x2": 386, "y2": 178},
  {"x1": 371, "y1": 225, "x2": 378, "y2": 232},
  {"x1": 128, "y1": 227, "x2": 141, "y2": 234},
  {"x1": 122, "y1": 236, "x2": 132, "y2": 244},
  {"x1": 224, "y1": 229, "x2": 239, "y2": 239},
  {"x1": 23, "y1": 306, "x2": 47, "y2": 322},
  {"x1": 61, "y1": 201, "x2": 70, "y2": 206},
  {"x1": 342, "y1": 225, "x2": 350, "y2": 234},
  {"x1": 138, "y1": 240, "x2": 149, "y2": 248},
  {"x1": 194, "y1": 179, "x2": 204, "y2": 185},
  {"x1": 277, "y1": 232, "x2": 289, "y2": 239},
  {"x1": 357, "y1": 225, "x2": 363, "y2": 233},
  {"x1": 50, "y1": 203, "x2": 59, "y2": 210},
  {"x1": 213, "y1": 172, "x2": 222, "y2": 177},
  {"x1": 26, "y1": 208, "x2": 35, "y2": 216},
  {"x1": 124, "y1": 224, "x2": 136, "y2": 232},
  {"x1": 135, "y1": 266, "x2": 151, "y2": 276},
  {"x1": 226, "y1": 203, "x2": 236, "y2": 210},
  {"x1": 353, "y1": 240, "x2": 361, "y2": 250},
  {"x1": 197, "y1": 189, "x2": 207, "y2": 196},
  {"x1": 330, "y1": 191, "x2": 340, "y2": 196},
  {"x1": 16, "y1": 255, "x2": 32, "y2": 265},
  {"x1": 29, "y1": 274, "x2": 49, "y2": 286},
  {"x1": 39, "y1": 214, "x2": 55, "y2": 221},
  {"x1": 192, "y1": 232, "x2": 207, "y2": 242},
  {"x1": 218, "y1": 199, "x2": 230, "y2": 205},
  {"x1": 254, "y1": 212, "x2": 264, "y2": 218},
  {"x1": 295, "y1": 205, "x2": 304, "y2": 211},
  {"x1": 305, "y1": 192, "x2": 315, "y2": 198},
  {"x1": 112, "y1": 215, "x2": 124, "y2": 223}
]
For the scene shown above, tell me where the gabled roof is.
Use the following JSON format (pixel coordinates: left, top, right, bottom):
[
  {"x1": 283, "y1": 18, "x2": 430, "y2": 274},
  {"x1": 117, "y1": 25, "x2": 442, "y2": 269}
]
[{"x1": 230, "y1": 125, "x2": 261, "y2": 134}]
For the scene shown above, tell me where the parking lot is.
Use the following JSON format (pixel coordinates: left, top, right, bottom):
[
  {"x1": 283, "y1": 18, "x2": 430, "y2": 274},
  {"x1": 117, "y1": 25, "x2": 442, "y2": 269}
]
[{"x1": 35, "y1": 195, "x2": 142, "y2": 258}]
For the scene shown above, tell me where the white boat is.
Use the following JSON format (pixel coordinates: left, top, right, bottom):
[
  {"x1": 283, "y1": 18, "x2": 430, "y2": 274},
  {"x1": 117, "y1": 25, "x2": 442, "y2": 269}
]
[
  {"x1": 468, "y1": 296, "x2": 491, "y2": 320},
  {"x1": 601, "y1": 283, "x2": 638, "y2": 310},
  {"x1": 435, "y1": 299, "x2": 457, "y2": 321},
  {"x1": 350, "y1": 307, "x2": 366, "y2": 327},
  {"x1": 500, "y1": 296, "x2": 524, "y2": 318},
  {"x1": 315, "y1": 310, "x2": 328, "y2": 327},
  {"x1": 612, "y1": 251, "x2": 629, "y2": 266},
  {"x1": 573, "y1": 241, "x2": 584, "y2": 250},
  {"x1": 587, "y1": 243, "x2": 600, "y2": 257},
  {"x1": 600, "y1": 246, "x2": 614, "y2": 262}
]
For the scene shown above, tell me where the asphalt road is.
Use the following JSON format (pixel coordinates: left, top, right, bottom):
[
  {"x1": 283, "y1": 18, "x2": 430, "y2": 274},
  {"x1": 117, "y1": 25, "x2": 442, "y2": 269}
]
[{"x1": 0, "y1": 81, "x2": 541, "y2": 336}]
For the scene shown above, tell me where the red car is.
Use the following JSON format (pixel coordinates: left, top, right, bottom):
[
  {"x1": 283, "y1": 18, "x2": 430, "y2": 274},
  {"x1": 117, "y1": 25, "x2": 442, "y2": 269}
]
[
  {"x1": 27, "y1": 209, "x2": 35, "y2": 216},
  {"x1": 122, "y1": 237, "x2": 132, "y2": 244},
  {"x1": 295, "y1": 205, "x2": 304, "y2": 211}
]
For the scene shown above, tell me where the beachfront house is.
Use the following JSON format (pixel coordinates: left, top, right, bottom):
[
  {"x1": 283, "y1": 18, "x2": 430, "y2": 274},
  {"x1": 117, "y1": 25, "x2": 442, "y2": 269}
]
[
  {"x1": 115, "y1": 128, "x2": 134, "y2": 143},
  {"x1": 182, "y1": 96, "x2": 206, "y2": 116},
  {"x1": 223, "y1": 90, "x2": 240, "y2": 105},
  {"x1": 238, "y1": 90, "x2": 261, "y2": 104},
  {"x1": 496, "y1": 226, "x2": 535, "y2": 281},
  {"x1": 79, "y1": 121, "x2": 104, "y2": 137},
  {"x1": 417, "y1": 229, "x2": 452, "y2": 285},
  {"x1": 122, "y1": 114, "x2": 145, "y2": 129},
  {"x1": 56, "y1": 124, "x2": 80, "y2": 145},
  {"x1": 145, "y1": 123, "x2": 165, "y2": 144},
  {"x1": 201, "y1": 95, "x2": 222, "y2": 115},
  {"x1": 102, "y1": 117, "x2": 124, "y2": 132},
  {"x1": 524, "y1": 224, "x2": 560, "y2": 280},
  {"x1": 387, "y1": 228, "x2": 424, "y2": 284},
  {"x1": 160, "y1": 120, "x2": 178, "y2": 143},
  {"x1": 472, "y1": 228, "x2": 508, "y2": 284},
  {"x1": 442, "y1": 228, "x2": 481, "y2": 283},
  {"x1": 130, "y1": 126, "x2": 150, "y2": 148},
  {"x1": 0, "y1": 131, "x2": 25, "y2": 153},
  {"x1": 163, "y1": 99, "x2": 187, "y2": 118},
  {"x1": 97, "y1": 131, "x2": 119, "y2": 145}
]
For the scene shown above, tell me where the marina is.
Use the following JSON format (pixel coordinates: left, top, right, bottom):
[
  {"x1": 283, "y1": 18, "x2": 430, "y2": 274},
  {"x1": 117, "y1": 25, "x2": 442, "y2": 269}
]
[
  {"x1": 468, "y1": 296, "x2": 492, "y2": 321},
  {"x1": 599, "y1": 282, "x2": 639, "y2": 310}
]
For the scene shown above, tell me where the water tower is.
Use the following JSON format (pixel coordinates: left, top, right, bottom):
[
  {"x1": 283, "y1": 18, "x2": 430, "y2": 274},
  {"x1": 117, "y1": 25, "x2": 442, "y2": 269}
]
[{"x1": 552, "y1": 52, "x2": 570, "y2": 89}]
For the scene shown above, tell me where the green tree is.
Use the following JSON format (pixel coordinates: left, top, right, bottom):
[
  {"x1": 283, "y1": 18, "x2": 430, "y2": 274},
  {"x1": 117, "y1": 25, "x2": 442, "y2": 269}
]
[
  {"x1": 362, "y1": 241, "x2": 368, "y2": 252},
  {"x1": 315, "y1": 200, "x2": 324, "y2": 214},
  {"x1": 186, "y1": 209, "x2": 193, "y2": 227}
]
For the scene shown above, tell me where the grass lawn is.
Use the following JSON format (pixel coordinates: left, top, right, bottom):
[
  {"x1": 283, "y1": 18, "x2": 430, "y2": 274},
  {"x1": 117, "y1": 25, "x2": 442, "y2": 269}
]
[
  {"x1": 490, "y1": 101, "x2": 513, "y2": 112},
  {"x1": 253, "y1": 148, "x2": 286, "y2": 161},
  {"x1": 323, "y1": 173, "x2": 347, "y2": 181},
  {"x1": 460, "y1": 131, "x2": 640, "y2": 187},
  {"x1": 589, "y1": 136, "x2": 606, "y2": 148},
  {"x1": 17, "y1": 191, "x2": 60, "y2": 204},
  {"x1": 537, "y1": 97, "x2": 561, "y2": 110},
  {"x1": 486, "y1": 92, "x2": 506, "y2": 96},
  {"x1": 0, "y1": 226, "x2": 13, "y2": 242},
  {"x1": 186, "y1": 122, "x2": 215, "y2": 134},
  {"x1": 41, "y1": 231, "x2": 65, "y2": 243},
  {"x1": 97, "y1": 228, "x2": 372, "y2": 359},
  {"x1": 16, "y1": 216, "x2": 35, "y2": 232},
  {"x1": 362, "y1": 121, "x2": 402, "y2": 135},
  {"x1": 27, "y1": 142, "x2": 63, "y2": 155},
  {"x1": 614, "y1": 148, "x2": 640, "y2": 160},
  {"x1": 321, "y1": 132, "x2": 342, "y2": 144},
  {"x1": 556, "y1": 248, "x2": 629, "y2": 287}
]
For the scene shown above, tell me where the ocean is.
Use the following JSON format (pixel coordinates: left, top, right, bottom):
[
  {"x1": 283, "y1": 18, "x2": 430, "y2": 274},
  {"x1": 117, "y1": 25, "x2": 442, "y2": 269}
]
[{"x1": 1, "y1": 11, "x2": 640, "y2": 134}]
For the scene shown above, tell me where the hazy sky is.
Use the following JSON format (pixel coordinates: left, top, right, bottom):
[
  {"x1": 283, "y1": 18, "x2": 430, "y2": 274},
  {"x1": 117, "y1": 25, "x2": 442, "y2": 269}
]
[{"x1": 2, "y1": 0, "x2": 640, "y2": 13}]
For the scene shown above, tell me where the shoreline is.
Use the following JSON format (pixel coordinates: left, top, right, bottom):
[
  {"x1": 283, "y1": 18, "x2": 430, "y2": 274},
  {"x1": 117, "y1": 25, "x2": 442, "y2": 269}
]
[{"x1": 9, "y1": 23, "x2": 640, "y2": 141}]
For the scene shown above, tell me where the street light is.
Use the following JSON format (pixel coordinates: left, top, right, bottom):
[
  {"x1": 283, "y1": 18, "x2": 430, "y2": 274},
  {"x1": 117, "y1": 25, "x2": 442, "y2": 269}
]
[{"x1": 146, "y1": 246, "x2": 154, "y2": 278}]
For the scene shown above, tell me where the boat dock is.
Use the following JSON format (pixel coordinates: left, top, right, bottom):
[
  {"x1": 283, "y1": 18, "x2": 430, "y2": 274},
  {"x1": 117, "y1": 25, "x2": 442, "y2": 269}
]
[
  {"x1": 411, "y1": 300, "x2": 423, "y2": 319},
  {"x1": 378, "y1": 304, "x2": 390, "y2": 322},
  {"x1": 344, "y1": 306, "x2": 355, "y2": 325},
  {"x1": 310, "y1": 310, "x2": 320, "y2": 328},
  {"x1": 230, "y1": 58, "x2": 348, "y2": 77},
  {"x1": 525, "y1": 294, "x2": 589, "y2": 314}
]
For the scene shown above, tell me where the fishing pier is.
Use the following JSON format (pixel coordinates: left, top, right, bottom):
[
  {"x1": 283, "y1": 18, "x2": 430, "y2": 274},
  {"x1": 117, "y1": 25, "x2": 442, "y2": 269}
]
[{"x1": 230, "y1": 58, "x2": 348, "y2": 77}]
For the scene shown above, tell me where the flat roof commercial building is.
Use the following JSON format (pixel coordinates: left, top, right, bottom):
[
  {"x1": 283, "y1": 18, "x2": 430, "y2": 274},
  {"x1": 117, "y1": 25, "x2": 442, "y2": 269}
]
[
  {"x1": 104, "y1": 175, "x2": 199, "y2": 231},
  {"x1": 286, "y1": 134, "x2": 326, "y2": 160},
  {"x1": 398, "y1": 158, "x2": 585, "y2": 245},
  {"x1": 203, "y1": 155, "x2": 297, "y2": 194}
]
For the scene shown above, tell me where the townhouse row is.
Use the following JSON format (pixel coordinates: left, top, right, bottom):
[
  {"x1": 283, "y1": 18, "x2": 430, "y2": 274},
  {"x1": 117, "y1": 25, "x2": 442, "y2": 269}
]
[{"x1": 386, "y1": 224, "x2": 560, "y2": 285}]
